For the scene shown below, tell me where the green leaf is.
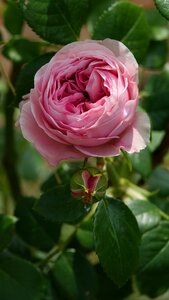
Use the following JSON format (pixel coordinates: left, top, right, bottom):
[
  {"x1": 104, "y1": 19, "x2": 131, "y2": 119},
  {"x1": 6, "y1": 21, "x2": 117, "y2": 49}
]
[
  {"x1": 129, "y1": 148, "x2": 152, "y2": 179},
  {"x1": 16, "y1": 136, "x2": 44, "y2": 181},
  {"x1": 94, "y1": 197, "x2": 140, "y2": 286},
  {"x1": 15, "y1": 197, "x2": 61, "y2": 251},
  {"x1": 0, "y1": 252, "x2": 44, "y2": 300},
  {"x1": 145, "y1": 9, "x2": 169, "y2": 41},
  {"x1": 15, "y1": 52, "x2": 54, "y2": 105},
  {"x1": 142, "y1": 70, "x2": 169, "y2": 130},
  {"x1": 0, "y1": 214, "x2": 17, "y2": 252},
  {"x1": 150, "y1": 197, "x2": 169, "y2": 215},
  {"x1": 35, "y1": 185, "x2": 87, "y2": 223},
  {"x1": 148, "y1": 130, "x2": 165, "y2": 152},
  {"x1": 148, "y1": 166, "x2": 169, "y2": 197},
  {"x1": 2, "y1": 37, "x2": 40, "y2": 64},
  {"x1": 126, "y1": 200, "x2": 161, "y2": 234},
  {"x1": 52, "y1": 250, "x2": 98, "y2": 300},
  {"x1": 137, "y1": 220, "x2": 169, "y2": 297},
  {"x1": 140, "y1": 222, "x2": 169, "y2": 272},
  {"x1": 143, "y1": 40, "x2": 168, "y2": 69},
  {"x1": 17, "y1": 0, "x2": 89, "y2": 44},
  {"x1": 155, "y1": 0, "x2": 169, "y2": 21},
  {"x1": 4, "y1": 0, "x2": 24, "y2": 35},
  {"x1": 76, "y1": 219, "x2": 94, "y2": 249},
  {"x1": 87, "y1": 0, "x2": 116, "y2": 33},
  {"x1": 92, "y1": 1, "x2": 150, "y2": 63}
]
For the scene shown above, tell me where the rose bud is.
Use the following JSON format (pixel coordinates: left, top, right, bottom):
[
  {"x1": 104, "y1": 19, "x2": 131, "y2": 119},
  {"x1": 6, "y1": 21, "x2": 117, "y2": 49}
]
[
  {"x1": 17, "y1": 39, "x2": 150, "y2": 166},
  {"x1": 71, "y1": 168, "x2": 108, "y2": 204}
]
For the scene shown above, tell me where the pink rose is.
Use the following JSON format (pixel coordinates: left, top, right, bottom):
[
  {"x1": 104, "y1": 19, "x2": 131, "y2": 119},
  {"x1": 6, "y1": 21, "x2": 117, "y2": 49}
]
[{"x1": 18, "y1": 39, "x2": 150, "y2": 166}]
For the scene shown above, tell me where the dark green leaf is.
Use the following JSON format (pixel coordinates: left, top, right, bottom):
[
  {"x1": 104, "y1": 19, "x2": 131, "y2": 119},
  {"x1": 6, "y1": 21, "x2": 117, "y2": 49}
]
[
  {"x1": 41, "y1": 161, "x2": 83, "y2": 192},
  {"x1": 35, "y1": 185, "x2": 87, "y2": 223},
  {"x1": 87, "y1": 0, "x2": 116, "y2": 33},
  {"x1": 15, "y1": 197, "x2": 61, "y2": 251},
  {"x1": 155, "y1": 0, "x2": 169, "y2": 21},
  {"x1": 143, "y1": 40, "x2": 168, "y2": 69},
  {"x1": 92, "y1": 1, "x2": 150, "y2": 63},
  {"x1": 96, "y1": 265, "x2": 132, "y2": 300},
  {"x1": 4, "y1": 0, "x2": 24, "y2": 35},
  {"x1": 140, "y1": 222, "x2": 169, "y2": 271},
  {"x1": 15, "y1": 52, "x2": 54, "y2": 105},
  {"x1": 94, "y1": 197, "x2": 140, "y2": 286},
  {"x1": 17, "y1": 0, "x2": 89, "y2": 44},
  {"x1": 52, "y1": 250, "x2": 98, "y2": 300},
  {"x1": 0, "y1": 214, "x2": 16, "y2": 252},
  {"x1": 2, "y1": 37, "x2": 40, "y2": 64},
  {"x1": 41, "y1": 174, "x2": 58, "y2": 192},
  {"x1": 148, "y1": 167, "x2": 169, "y2": 197},
  {"x1": 8, "y1": 235, "x2": 31, "y2": 261},
  {"x1": 126, "y1": 200, "x2": 161, "y2": 234},
  {"x1": 137, "y1": 220, "x2": 169, "y2": 297},
  {"x1": 57, "y1": 161, "x2": 84, "y2": 186},
  {"x1": 129, "y1": 148, "x2": 152, "y2": 179},
  {"x1": 0, "y1": 252, "x2": 44, "y2": 300},
  {"x1": 142, "y1": 70, "x2": 169, "y2": 130},
  {"x1": 42, "y1": 277, "x2": 59, "y2": 300}
]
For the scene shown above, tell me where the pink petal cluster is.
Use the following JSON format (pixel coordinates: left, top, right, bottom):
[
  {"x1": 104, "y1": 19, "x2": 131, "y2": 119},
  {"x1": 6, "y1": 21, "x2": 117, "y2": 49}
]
[{"x1": 18, "y1": 39, "x2": 150, "y2": 166}]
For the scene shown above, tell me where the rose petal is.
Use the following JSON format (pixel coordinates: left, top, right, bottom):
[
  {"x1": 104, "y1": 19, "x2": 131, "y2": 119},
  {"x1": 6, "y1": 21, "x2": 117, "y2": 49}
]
[
  {"x1": 102, "y1": 39, "x2": 138, "y2": 82},
  {"x1": 116, "y1": 111, "x2": 150, "y2": 153},
  {"x1": 75, "y1": 140, "x2": 120, "y2": 157},
  {"x1": 19, "y1": 101, "x2": 85, "y2": 166},
  {"x1": 18, "y1": 39, "x2": 150, "y2": 166},
  {"x1": 75, "y1": 112, "x2": 150, "y2": 157}
]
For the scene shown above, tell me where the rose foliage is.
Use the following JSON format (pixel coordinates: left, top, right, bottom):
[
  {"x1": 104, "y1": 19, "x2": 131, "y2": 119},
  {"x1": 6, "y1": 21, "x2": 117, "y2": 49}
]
[{"x1": 0, "y1": 0, "x2": 169, "y2": 300}]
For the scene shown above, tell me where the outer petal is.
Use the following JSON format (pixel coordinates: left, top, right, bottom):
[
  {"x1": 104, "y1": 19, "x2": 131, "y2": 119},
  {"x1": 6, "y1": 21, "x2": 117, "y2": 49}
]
[
  {"x1": 75, "y1": 140, "x2": 121, "y2": 157},
  {"x1": 116, "y1": 111, "x2": 150, "y2": 153},
  {"x1": 75, "y1": 112, "x2": 150, "y2": 157},
  {"x1": 19, "y1": 101, "x2": 85, "y2": 166},
  {"x1": 102, "y1": 39, "x2": 138, "y2": 82}
]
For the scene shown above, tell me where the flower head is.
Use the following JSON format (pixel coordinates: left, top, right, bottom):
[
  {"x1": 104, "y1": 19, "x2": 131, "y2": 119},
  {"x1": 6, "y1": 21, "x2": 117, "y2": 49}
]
[{"x1": 18, "y1": 39, "x2": 150, "y2": 166}]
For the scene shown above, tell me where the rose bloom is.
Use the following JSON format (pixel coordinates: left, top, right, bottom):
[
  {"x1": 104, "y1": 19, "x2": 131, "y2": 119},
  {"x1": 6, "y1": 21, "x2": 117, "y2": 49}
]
[{"x1": 18, "y1": 39, "x2": 150, "y2": 166}]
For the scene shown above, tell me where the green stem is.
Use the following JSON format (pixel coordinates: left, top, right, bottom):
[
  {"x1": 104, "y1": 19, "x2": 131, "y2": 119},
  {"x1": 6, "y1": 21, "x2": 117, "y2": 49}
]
[
  {"x1": 83, "y1": 157, "x2": 88, "y2": 168},
  {"x1": 38, "y1": 203, "x2": 98, "y2": 267},
  {"x1": 106, "y1": 158, "x2": 120, "y2": 186},
  {"x1": 96, "y1": 157, "x2": 105, "y2": 170},
  {"x1": 159, "y1": 209, "x2": 169, "y2": 221},
  {"x1": 120, "y1": 178, "x2": 151, "y2": 199},
  {"x1": 2, "y1": 64, "x2": 22, "y2": 202},
  {"x1": 0, "y1": 62, "x2": 16, "y2": 96},
  {"x1": 120, "y1": 180, "x2": 169, "y2": 221},
  {"x1": 38, "y1": 224, "x2": 78, "y2": 267}
]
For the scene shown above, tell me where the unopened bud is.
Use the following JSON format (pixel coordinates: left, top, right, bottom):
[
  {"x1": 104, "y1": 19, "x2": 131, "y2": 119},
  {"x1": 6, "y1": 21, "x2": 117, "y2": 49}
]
[{"x1": 71, "y1": 168, "x2": 107, "y2": 204}]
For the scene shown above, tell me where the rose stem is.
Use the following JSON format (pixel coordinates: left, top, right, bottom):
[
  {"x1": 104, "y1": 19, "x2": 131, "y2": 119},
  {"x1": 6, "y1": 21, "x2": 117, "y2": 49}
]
[{"x1": 2, "y1": 63, "x2": 22, "y2": 203}]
